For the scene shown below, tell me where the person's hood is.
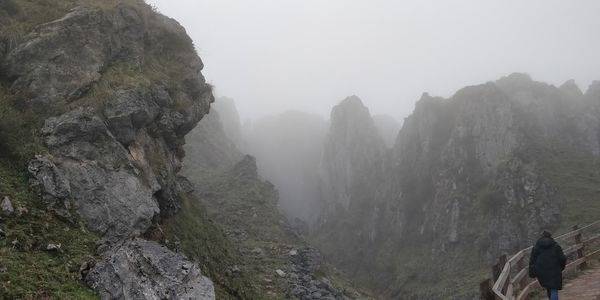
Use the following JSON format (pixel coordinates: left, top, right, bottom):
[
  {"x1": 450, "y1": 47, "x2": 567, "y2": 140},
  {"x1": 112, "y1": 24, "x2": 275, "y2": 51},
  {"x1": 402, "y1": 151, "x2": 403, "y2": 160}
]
[{"x1": 536, "y1": 236, "x2": 557, "y2": 249}]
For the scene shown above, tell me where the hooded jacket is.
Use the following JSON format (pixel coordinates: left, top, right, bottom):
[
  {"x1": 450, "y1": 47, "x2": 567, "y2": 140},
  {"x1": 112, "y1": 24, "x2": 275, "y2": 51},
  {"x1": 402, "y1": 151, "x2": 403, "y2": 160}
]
[{"x1": 528, "y1": 236, "x2": 567, "y2": 289}]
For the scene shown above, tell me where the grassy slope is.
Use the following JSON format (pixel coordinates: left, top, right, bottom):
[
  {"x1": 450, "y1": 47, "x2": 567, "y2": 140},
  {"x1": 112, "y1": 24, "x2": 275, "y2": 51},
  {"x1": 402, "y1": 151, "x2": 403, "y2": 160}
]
[
  {"x1": 162, "y1": 192, "x2": 262, "y2": 299},
  {"x1": 174, "y1": 168, "x2": 292, "y2": 299},
  {"x1": 0, "y1": 161, "x2": 98, "y2": 299},
  {"x1": 0, "y1": 1, "x2": 103, "y2": 298},
  {"x1": 179, "y1": 166, "x2": 375, "y2": 299}
]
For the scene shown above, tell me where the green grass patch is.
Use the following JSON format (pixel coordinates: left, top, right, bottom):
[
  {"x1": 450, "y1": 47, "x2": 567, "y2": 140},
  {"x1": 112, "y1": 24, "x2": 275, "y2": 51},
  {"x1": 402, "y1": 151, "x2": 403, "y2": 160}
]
[
  {"x1": 162, "y1": 193, "x2": 261, "y2": 299},
  {"x1": 0, "y1": 161, "x2": 98, "y2": 299}
]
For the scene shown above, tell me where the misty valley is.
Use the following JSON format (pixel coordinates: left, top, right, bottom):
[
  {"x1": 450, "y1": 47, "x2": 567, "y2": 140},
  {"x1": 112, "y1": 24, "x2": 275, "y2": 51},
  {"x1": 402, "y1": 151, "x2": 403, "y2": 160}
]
[{"x1": 1, "y1": 1, "x2": 600, "y2": 300}]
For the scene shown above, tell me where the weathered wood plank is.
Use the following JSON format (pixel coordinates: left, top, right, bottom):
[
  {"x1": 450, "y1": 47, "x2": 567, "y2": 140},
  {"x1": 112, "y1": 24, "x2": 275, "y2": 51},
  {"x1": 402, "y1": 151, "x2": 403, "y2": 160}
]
[
  {"x1": 564, "y1": 257, "x2": 586, "y2": 272},
  {"x1": 508, "y1": 250, "x2": 524, "y2": 267},
  {"x1": 563, "y1": 244, "x2": 584, "y2": 257}
]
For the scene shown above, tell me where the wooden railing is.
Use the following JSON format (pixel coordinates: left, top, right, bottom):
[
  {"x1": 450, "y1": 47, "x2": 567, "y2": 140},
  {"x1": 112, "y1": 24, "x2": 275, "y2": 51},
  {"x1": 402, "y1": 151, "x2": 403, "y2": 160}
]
[{"x1": 480, "y1": 221, "x2": 600, "y2": 300}]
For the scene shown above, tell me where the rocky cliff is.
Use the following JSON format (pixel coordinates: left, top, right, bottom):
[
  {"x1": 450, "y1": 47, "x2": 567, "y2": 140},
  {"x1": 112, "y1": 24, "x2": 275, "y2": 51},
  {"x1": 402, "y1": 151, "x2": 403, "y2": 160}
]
[
  {"x1": 0, "y1": 0, "x2": 215, "y2": 298},
  {"x1": 317, "y1": 96, "x2": 387, "y2": 220},
  {"x1": 313, "y1": 74, "x2": 600, "y2": 299}
]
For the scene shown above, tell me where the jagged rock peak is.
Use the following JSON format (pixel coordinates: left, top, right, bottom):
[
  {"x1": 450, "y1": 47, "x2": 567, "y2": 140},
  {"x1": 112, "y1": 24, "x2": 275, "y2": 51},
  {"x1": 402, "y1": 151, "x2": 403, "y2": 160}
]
[
  {"x1": 496, "y1": 72, "x2": 533, "y2": 84},
  {"x1": 585, "y1": 80, "x2": 600, "y2": 98},
  {"x1": 318, "y1": 96, "x2": 386, "y2": 214},
  {"x1": 559, "y1": 79, "x2": 583, "y2": 98},
  {"x1": 330, "y1": 95, "x2": 376, "y2": 133}
]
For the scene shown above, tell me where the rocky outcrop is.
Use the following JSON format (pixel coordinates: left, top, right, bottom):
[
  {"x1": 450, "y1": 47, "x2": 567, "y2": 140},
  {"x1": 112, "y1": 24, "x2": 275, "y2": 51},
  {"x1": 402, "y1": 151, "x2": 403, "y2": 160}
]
[
  {"x1": 1, "y1": 1, "x2": 215, "y2": 298},
  {"x1": 3, "y1": 6, "x2": 144, "y2": 111},
  {"x1": 318, "y1": 96, "x2": 386, "y2": 219},
  {"x1": 288, "y1": 247, "x2": 345, "y2": 300},
  {"x1": 4, "y1": 2, "x2": 212, "y2": 236},
  {"x1": 86, "y1": 238, "x2": 214, "y2": 300}
]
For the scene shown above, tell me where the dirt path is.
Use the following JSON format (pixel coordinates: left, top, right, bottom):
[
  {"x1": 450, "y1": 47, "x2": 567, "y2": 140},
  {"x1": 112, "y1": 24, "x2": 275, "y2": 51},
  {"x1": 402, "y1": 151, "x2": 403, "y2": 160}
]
[{"x1": 560, "y1": 266, "x2": 600, "y2": 300}]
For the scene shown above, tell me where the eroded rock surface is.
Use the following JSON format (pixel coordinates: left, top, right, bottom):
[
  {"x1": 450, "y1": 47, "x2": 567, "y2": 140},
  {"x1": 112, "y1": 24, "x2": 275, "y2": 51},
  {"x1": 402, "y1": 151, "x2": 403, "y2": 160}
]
[
  {"x1": 86, "y1": 238, "x2": 215, "y2": 300},
  {"x1": 2, "y1": 2, "x2": 215, "y2": 298}
]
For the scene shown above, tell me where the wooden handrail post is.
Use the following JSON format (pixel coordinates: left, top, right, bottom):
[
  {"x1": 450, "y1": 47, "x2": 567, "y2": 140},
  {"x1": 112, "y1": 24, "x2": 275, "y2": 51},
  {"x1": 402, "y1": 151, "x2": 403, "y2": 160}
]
[{"x1": 573, "y1": 224, "x2": 587, "y2": 270}]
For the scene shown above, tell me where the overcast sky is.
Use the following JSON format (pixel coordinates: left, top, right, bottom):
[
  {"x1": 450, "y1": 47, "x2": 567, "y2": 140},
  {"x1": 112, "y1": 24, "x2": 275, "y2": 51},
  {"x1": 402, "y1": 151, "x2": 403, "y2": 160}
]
[{"x1": 147, "y1": 0, "x2": 600, "y2": 122}]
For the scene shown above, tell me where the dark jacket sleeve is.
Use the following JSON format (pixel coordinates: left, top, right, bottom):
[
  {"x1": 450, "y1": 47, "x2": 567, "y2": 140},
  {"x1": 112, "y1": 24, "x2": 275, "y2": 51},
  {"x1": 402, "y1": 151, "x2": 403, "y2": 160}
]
[
  {"x1": 529, "y1": 246, "x2": 538, "y2": 278},
  {"x1": 557, "y1": 245, "x2": 567, "y2": 270}
]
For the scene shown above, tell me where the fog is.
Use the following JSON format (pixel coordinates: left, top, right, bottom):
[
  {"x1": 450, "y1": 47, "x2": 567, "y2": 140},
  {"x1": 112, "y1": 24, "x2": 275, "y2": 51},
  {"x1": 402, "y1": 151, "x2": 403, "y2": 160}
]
[
  {"x1": 244, "y1": 111, "x2": 327, "y2": 221},
  {"x1": 148, "y1": 0, "x2": 600, "y2": 123},
  {"x1": 147, "y1": 0, "x2": 600, "y2": 222}
]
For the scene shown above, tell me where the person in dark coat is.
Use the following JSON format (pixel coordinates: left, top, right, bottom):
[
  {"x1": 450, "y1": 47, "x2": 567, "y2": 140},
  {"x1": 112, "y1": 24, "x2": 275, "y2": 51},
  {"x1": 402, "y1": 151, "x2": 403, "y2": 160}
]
[{"x1": 528, "y1": 230, "x2": 567, "y2": 300}]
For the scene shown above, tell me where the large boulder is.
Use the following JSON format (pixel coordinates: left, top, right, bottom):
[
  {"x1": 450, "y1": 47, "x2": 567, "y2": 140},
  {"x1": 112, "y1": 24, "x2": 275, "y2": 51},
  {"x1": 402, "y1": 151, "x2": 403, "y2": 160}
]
[
  {"x1": 86, "y1": 238, "x2": 215, "y2": 300},
  {"x1": 1, "y1": 6, "x2": 145, "y2": 111}
]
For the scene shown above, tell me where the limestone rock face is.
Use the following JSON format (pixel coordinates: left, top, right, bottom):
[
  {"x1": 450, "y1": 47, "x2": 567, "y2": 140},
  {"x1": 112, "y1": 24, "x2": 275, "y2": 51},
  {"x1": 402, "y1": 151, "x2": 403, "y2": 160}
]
[
  {"x1": 1, "y1": 2, "x2": 215, "y2": 298},
  {"x1": 28, "y1": 155, "x2": 72, "y2": 220},
  {"x1": 318, "y1": 96, "x2": 387, "y2": 218},
  {"x1": 86, "y1": 238, "x2": 215, "y2": 300},
  {"x1": 3, "y1": 6, "x2": 144, "y2": 111},
  {"x1": 5, "y1": 3, "x2": 212, "y2": 238}
]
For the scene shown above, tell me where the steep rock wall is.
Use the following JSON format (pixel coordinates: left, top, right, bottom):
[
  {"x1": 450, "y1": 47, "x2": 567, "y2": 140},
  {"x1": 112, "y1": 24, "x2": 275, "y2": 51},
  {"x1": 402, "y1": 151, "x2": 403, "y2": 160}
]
[{"x1": 1, "y1": 1, "x2": 215, "y2": 298}]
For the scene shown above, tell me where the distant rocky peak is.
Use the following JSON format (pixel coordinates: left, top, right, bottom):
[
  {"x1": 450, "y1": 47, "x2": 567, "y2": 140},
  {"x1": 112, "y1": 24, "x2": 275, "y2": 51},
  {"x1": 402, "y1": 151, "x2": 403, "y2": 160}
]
[
  {"x1": 319, "y1": 96, "x2": 386, "y2": 214},
  {"x1": 326, "y1": 96, "x2": 387, "y2": 159},
  {"x1": 496, "y1": 72, "x2": 533, "y2": 86},
  {"x1": 585, "y1": 80, "x2": 600, "y2": 99},
  {"x1": 559, "y1": 79, "x2": 584, "y2": 99},
  {"x1": 331, "y1": 95, "x2": 369, "y2": 121}
]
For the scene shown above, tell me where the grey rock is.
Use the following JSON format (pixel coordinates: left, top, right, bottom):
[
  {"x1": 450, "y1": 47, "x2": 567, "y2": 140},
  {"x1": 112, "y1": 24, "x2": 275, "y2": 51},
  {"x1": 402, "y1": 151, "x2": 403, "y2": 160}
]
[
  {"x1": 276, "y1": 269, "x2": 286, "y2": 277},
  {"x1": 86, "y1": 238, "x2": 215, "y2": 300},
  {"x1": 103, "y1": 89, "x2": 160, "y2": 146},
  {"x1": 40, "y1": 107, "x2": 159, "y2": 237},
  {"x1": 4, "y1": 2, "x2": 216, "y2": 299},
  {"x1": 1, "y1": 196, "x2": 14, "y2": 215},
  {"x1": 1, "y1": 6, "x2": 145, "y2": 111},
  {"x1": 46, "y1": 243, "x2": 62, "y2": 251},
  {"x1": 28, "y1": 155, "x2": 72, "y2": 219},
  {"x1": 291, "y1": 286, "x2": 308, "y2": 296},
  {"x1": 318, "y1": 96, "x2": 387, "y2": 218}
]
